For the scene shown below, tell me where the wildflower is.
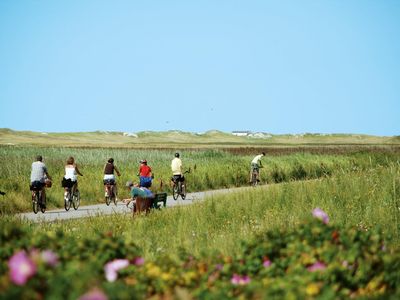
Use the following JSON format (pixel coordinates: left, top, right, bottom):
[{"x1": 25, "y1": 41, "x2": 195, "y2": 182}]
[
  {"x1": 306, "y1": 283, "x2": 320, "y2": 296},
  {"x1": 133, "y1": 257, "x2": 145, "y2": 266},
  {"x1": 231, "y1": 274, "x2": 251, "y2": 285},
  {"x1": 41, "y1": 250, "x2": 59, "y2": 267},
  {"x1": 263, "y1": 259, "x2": 272, "y2": 268},
  {"x1": 312, "y1": 208, "x2": 329, "y2": 224},
  {"x1": 307, "y1": 261, "x2": 326, "y2": 272},
  {"x1": 215, "y1": 264, "x2": 223, "y2": 271},
  {"x1": 8, "y1": 251, "x2": 37, "y2": 285},
  {"x1": 104, "y1": 259, "x2": 130, "y2": 282},
  {"x1": 78, "y1": 288, "x2": 108, "y2": 300}
]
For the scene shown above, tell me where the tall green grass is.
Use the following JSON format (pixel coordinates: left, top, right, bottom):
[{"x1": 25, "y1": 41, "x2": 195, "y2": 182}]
[
  {"x1": 0, "y1": 145, "x2": 398, "y2": 213},
  {"x1": 29, "y1": 161, "x2": 400, "y2": 260}
]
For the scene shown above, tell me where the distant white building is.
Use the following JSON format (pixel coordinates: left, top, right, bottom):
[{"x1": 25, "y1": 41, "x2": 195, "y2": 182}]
[
  {"x1": 232, "y1": 131, "x2": 251, "y2": 136},
  {"x1": 123, "y1": 132, "x2": 138, "y2": 138}
]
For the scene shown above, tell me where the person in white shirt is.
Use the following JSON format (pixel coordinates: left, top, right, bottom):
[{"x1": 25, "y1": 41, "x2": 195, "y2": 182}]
[
  {"x1": 62, "y1": 156, "x2": 83, "y2": 201},
  {"x1": 250, "y1": 152, "x2": 265, "y2": 182},
  {"x1": 171, "y1": 152, "x2": 185, "y2": 184}
]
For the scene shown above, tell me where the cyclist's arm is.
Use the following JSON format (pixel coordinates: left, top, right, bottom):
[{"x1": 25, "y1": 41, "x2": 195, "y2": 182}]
[
  {"x1": 114, "y1": 166, "x2": 121, "y2": 176},
  {"x1": 43, "y1": 166, "x2": 52, "y2": 180},
  {"x1": 45, "y1": 171, "x2": 52, "y2": 180},
  {"x1": 75, "y1": 164, "x2": 83, "y2": 176}
]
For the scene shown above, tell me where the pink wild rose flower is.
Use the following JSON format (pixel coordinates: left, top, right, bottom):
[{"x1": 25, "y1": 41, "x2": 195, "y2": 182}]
[
  {"x1": 312, "y1": 208, "x2": 329, "y2": 224},
  {"x1": 104, "y1": 259, "x2": 130, "y2": 282},
  {"x1": 307, "y1": 261, "x2": 327, "y2": 272},
  {"x1": 8, "y1": 250, "x2": 37, "y2": 285}
]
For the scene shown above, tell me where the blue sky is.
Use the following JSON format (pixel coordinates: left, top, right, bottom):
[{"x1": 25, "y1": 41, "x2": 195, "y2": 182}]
[{"x1": 0, "y1": 0, "x2": 399, "y2": 135}]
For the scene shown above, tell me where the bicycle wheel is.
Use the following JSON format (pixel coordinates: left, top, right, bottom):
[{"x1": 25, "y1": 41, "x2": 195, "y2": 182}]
[
  {"x1": 40, "y1": 192, "x2": 46, "y2": 213},
  {"x1": 251, "y1": 172, "x2": 258, "y2": 186},
  {"x1": 111, "y1": 186, "x2": 117, "y2": 206},
  {"x1": 172, "y1": 183, "x2": 179, "y2": 200},
  {"x1": 65, "y1": 190, "x2": 71, "y2": 211},
  {"x1": 73, "y1": 190, "x2": 80, "y2": 210},
  {"x1": 181, "y1": 183, "x2": 186, "y2": 200},
  {"x1": 32, "y1": 192, "x2": 39, "y2": 214}
]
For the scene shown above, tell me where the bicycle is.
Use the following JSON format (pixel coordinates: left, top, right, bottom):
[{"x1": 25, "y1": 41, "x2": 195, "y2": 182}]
[
  {"x1": 172, "y1": 169, "x2": 190, "y2": 200},
  {"x1": 250, "y1": 166, "x2": 263, "y2": 186},
  {"x1": 31, "y1": 185, "x2": 46, "y2": 214},
  {"x1": 31, "y1": 179, "x2": 51, "y2": 214},
  {"x1": 104, "y1": 179, "x2": 117, "y2": 206},
  {"x1": 64, "y1": 184, "x2": 80, "y2": 211}
]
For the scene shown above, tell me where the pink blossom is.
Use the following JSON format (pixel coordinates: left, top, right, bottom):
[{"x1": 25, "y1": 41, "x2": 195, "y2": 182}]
[
  {"x1": 215, "y1": 264, "x2": 223, "y2": 270},
  {"x1": 231, "y1": 274, "x2": 251, "y2": 285},
  {"x1": 41, "y1": 250, "x2": 59, "y2": 267},
  {"x1": 104, "y1": 259, "x2": 130, "y2": 282},
  {"x1": 133, "y1": 257, "x2": 145, "y2": 266},
  {"x1": 241, "y1": 275, "x2": 251, "y2": 284},
  {"x1": 312, "y1": 208, "x2": 329, "y2": 224},
  {"x1": 263, "y1": 259, "x2": 272, "y2": 268},
  {"x1": 8, "y1": 251, "x2": 37, "y2": 285},
  {"x1": 78, "y1": 288, "x2": 108, "y2": 300},
  {"x1": 307, "y1": 261, "x2": 327, "y2": 272},
  {"x1": 231, "y1": 274, "x2": 241, "y2": 285}
]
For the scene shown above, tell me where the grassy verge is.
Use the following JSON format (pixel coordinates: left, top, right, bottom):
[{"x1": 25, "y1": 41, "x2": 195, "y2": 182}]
[{"x1": 27, "y1": 161, "x2": 400, "y2": 259}]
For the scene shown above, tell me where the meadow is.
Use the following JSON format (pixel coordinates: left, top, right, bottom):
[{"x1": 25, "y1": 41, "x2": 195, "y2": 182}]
[
  {"x1": 1, "y1": 152, "x2": 399, "y2": 299},
  {"x1": 1, "y1": 145, "x2": 399, "y2": 214}
]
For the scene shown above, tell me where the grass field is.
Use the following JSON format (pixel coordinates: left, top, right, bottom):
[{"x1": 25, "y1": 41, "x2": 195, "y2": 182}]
[
  {"x1": 1, "y1": 145, "x2": 399, "y2": 214},
  {"x1": 32, "y1": 159, "x2": 400, "y2": 259},
  {"x1": 1, "y1": 132, "x2": 400, "y2": 298},
  {"x1": 1, "y1": 157, "x2": 399, "y2": 298}
]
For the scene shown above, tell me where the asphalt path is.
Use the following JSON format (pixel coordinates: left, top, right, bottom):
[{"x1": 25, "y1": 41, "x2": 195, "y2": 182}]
[{"x1": 18, "y1": 186, "x2": 253, "y2": 223}]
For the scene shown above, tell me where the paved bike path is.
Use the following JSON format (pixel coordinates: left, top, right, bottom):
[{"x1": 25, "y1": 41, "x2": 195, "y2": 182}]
[{"x1": 18, "y1": 185, "x2": 254, "y2": 223}]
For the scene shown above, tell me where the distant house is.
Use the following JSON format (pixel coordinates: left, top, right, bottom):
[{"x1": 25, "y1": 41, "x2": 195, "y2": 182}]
[{"x1": 232, "y1": 131, "x2": 251, "y2": 137}]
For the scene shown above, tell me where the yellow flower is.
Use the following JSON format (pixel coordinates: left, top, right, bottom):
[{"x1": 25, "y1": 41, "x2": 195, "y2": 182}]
[
  {"x1": 306, "y1": 283, "x2": 320, "y2": 296},
  {"x1": 161, "y1": 272, "x2": 172, "y2": 282},
  {"x1": 146, "y1": 264, "x2": 162, "y2": 278},
  {"x1": 183, "y1": 271, "x2": 197, "y2": 285}
]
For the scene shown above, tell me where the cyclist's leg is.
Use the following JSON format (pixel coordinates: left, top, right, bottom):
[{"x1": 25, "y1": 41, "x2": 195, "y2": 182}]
[
  {"x1": 41, "y1": 185, "x2": 46, "y2": 205},
  {"x1": 114, "y1": 182, "x2": 118, "y2": 198},
  {"x1": 71, "y1": 181, "x2": 77, "y2": 195}
]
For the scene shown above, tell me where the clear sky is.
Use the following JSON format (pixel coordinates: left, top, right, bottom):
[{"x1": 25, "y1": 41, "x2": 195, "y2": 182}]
[{"x1": 0, "y1": 0, "x2": 399, "y2": 135}]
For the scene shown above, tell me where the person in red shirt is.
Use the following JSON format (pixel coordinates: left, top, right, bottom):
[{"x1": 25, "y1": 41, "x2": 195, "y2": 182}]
[{"x1": 138, "y1": 160, "x2": 153, "y2": 188}]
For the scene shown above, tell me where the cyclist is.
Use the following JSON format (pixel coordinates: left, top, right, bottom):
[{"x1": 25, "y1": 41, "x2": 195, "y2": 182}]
[
  {"x1": 62, "y1": 156, "x2": 83, "y2": 201},
  {"x1": 250, "y1": 152, "x2": 265, "y2": 182},
  {"x1": 138, "y1": 159, "x2": 153, "y2": 188},
  {"x1": 171, "y1": 152, "x2": 185, "y2": 187},
  {"x1": 30, "y1": 155, "x2": 52, "y2": 206},
  {"x1": 103, "y1": 158, "x2": 121, "y2": 198}
]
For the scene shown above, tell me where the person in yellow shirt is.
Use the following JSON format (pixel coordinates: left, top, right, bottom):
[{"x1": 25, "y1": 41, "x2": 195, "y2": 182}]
[{"x1": 171, "y1": 152, "x2": 185, "y2": 185}]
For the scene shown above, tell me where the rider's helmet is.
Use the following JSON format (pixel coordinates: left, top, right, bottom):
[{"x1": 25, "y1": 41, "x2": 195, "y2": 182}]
[
  {"x1": 174, "y1": 152, "x2": 180, "y2": 158},
  {"x1": 140, "y1": 159, "x2": 147, "y2": 164},
  {"x1": 108, "y1": 158, "x2": 114, "y2": 163},
  {"x1": 36, "y1": 155, "x2": 43, "y2": 161}
]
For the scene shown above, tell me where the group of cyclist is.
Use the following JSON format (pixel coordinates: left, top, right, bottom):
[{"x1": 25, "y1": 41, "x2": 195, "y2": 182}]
[
  {"x1": 29, "y1": 152, "x2": 188, "y2": 207},
  {"x1": 29, "y1": 151, "x2": 265, "y2": 209}
]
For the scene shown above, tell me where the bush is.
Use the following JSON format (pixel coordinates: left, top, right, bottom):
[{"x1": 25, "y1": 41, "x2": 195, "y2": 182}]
[{"x1": 1, "y1": 210, "x2": 400, "y2": 299}]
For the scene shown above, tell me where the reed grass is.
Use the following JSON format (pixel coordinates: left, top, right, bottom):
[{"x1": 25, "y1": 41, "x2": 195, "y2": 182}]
[{"x1": 0, "y1": 145, "x2": 398, "y2": 214}]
